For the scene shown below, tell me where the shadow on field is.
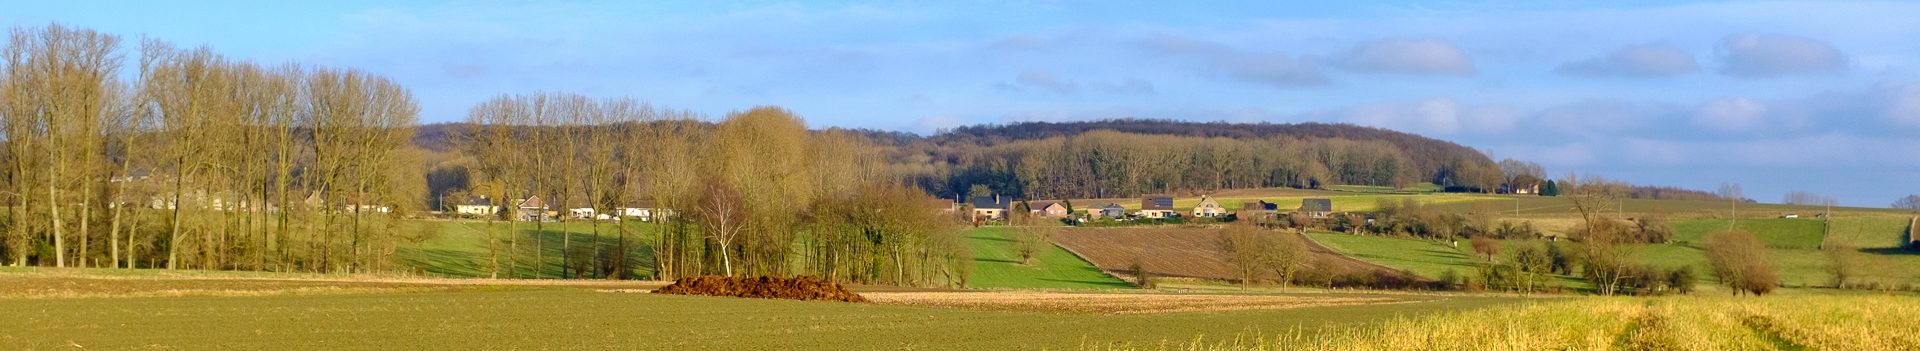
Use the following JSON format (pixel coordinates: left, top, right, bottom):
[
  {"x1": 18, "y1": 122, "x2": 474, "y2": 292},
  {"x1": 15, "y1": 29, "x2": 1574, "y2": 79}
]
[{"x1": 1860, "y1": 247, "x2": 1919, "y2": 256}]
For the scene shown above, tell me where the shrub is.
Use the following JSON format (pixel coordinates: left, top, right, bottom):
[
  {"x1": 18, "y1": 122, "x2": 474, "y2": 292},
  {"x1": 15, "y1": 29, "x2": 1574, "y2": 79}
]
[
  {"x1": 1704, "y1": 230, "x2": 1777, "y2": 296},
  {"x1": 1131, "y1": 258, "x2": 1156, "y2": 289}
]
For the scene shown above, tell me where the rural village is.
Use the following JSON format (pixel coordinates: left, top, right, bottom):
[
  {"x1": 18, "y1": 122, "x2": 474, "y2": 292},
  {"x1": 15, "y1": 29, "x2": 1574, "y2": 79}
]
[{"x1": 5, "y1": 2, "x2": 1920, "y2": 350}]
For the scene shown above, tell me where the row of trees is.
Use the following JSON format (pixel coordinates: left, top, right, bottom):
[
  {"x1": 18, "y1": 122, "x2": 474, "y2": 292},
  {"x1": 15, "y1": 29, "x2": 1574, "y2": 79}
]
[
  {"x1": 460, "y1": 99, "x2": 967, "y2": 286},
  {"x1": 0, "y1": 24, "x2": 427, "y2": 272}
]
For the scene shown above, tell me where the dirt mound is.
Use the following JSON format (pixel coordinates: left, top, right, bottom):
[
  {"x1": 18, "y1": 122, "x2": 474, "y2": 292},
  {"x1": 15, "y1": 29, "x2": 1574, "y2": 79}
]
[{"x1": 652, "y1": 275, "x2": 867, "y2": 302}]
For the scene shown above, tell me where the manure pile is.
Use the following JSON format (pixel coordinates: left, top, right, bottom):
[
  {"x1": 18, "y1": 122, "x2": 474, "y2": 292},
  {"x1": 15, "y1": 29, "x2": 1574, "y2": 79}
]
[{"x1": 652, "y1": 275, "x2": 867, "y2": 302}]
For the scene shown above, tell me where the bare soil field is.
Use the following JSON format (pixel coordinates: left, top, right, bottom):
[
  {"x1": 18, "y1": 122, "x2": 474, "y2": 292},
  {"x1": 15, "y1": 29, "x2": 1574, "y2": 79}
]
[
  {"x1": 863, "y1": 291, "x2": 1415, "y2": 314},
  {"x1": 1051, "y1": 227, "x2": 1424, "y2": 287}
]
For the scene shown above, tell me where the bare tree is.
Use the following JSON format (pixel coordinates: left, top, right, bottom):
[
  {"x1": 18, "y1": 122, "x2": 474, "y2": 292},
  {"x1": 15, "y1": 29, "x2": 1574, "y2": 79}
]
[
  {"x1": 1718, "y1": 182, "x2": 1743, "y2": 231},
  {"x1": 694, "y1": 183, "x2": 745, "y2": 277},
  {"x1": 1894, "y1": 194, "x2": 1920, "y2": 211}
]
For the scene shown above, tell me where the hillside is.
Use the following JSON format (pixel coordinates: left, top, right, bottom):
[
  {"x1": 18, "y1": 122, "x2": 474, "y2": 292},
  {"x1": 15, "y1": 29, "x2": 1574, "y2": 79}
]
[{"x1": 417, "y1": 119, "x2": 1507, "y2": 201}]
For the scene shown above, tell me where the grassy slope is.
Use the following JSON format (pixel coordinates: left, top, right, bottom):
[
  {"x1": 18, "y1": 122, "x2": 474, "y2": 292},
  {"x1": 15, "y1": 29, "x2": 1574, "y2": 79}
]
[
  {"x1": 1668, "y1": 218, "x2": 1825, "y2": 249},
  {"x1": 1303, "y1": 232, "x2": 1474, "y2": 279},
  {"x1": 1071, "y1": 193, "x2": 1490, "y2": 213},
  {"x1": 964, "y1": 227, "x2": 1133, "y2": 289},
  {"x1": 397, "y1": 221, "x2": 1135, "y2": 289},
  {"x1": 0, "y1": 286, "x2": 1523, "y2": 350},
  {"x1": 1636, "y1": 216, "x2": 1920, "y2": 287},
  {"x1": 396, "y1": 220, "x2": 658, "y2": 279}
]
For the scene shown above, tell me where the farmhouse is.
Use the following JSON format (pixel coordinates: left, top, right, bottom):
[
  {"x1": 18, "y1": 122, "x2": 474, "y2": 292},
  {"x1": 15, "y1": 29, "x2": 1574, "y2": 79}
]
[
  {"x1": 1028, "y1": 201, "x2": 1069, "y2": 218},
  {"x1": 1088, "y1": 203, "x2": 1127, "y2": 219},
  {"x1": 1138, "y1": 194, "x2": 1178, "y2": 219},
  {"x1": 455, "y1": 196, "x2": 500, "y2": 217},
  {"x1": 931, "y1": 199, "x2": 958, "y2": 213},
  {"x1": 514, "y1": 195, "x2": 550, "y2": 222},
  {"x1": 1300, "y1": 198, "x2": 1333, "y2": 218},
  {"x1": 1240, "y1": 200, "x2": 1278, "y2": 217},
  {"x1": 1192, "y1": 195, "x2": 1226, "y2": 218},
  {"x1": 971, "y1": 195, "x2": 1012, "y2": 221}
]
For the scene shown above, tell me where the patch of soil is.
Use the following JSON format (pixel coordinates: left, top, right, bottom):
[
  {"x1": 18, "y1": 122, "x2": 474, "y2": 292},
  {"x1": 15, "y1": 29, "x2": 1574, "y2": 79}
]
[
  {"x1": 652, "y1": 275, "x2": 867, "y2": 302},
  {"x1": 1052, "y1": 227, "x2": 1437, "y2": 290}
]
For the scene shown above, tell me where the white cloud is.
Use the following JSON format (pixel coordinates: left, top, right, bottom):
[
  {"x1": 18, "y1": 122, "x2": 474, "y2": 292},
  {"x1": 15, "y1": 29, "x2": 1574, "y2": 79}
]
[
  {"x1": 1694, "y1": 97, "x2": 1770, "y2": 132},
  {"x1": 1717, "y1": 33, "x2": 1848, "y2": 77},
  {"x1": 1336, "y1": 38, "x2": 1476, "y2": 76},
  {"x1": 1556, "y1": 43, "x2": 1699, "y2": 77}
]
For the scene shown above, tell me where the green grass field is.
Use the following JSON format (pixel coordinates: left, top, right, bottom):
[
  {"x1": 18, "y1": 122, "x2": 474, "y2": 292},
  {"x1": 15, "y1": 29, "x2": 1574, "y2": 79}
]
[
  {"x1": 396, "y1": 220, "x2": 657, "y2": 279},
  {"x1": 1303, "y1": 231, "x2": 1474, "y2": 279},
  {"x1": 964, "y1": 227, "x2": 1133, "y2": 289},
  {"x1": 1307, "y1": 215, "x2": 1920, "y2": 290},
  {"x1": 1669, "y1": 218, "x2": 1826, "y2": 249}
]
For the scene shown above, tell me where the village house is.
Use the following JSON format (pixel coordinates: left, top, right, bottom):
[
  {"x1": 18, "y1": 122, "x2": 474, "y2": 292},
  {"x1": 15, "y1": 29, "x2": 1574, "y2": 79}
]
[
  {"x1": 1300, "y1": 198, "x2": 1333, "y2": 219},
  {"x1": 568, "y1": 207, "x2": 598, "y2": 220},
  {"x1": 971, "y1": 195, "x2": 1011, "y2": 221},
  {"x1": 1192, "y1": 195, "x2": 1226, "y2": 218},
  {"x1": 1240, "y1": 199, "x2": 1279, "y2": 218},
  {"x1": 1028, "y1": 201, "x2": 1069, "y2": 218},
  {"x1": 931, "y1": 198, "x2": 958, "y2": 213},
  {"x1": 1088, "y1": 203, "x2": 1127, "y2": 219},
  {"x1": 614, "y1": 200, "x2": 675, "y2": 222},
  {"x1": 1137, "y1": 194, "x2": 1178, "y2": 219},
  {"x1": 514, "y1": 195, "x2": 550, "y2": 222},
  {"x1": 455, "y1": 196, "x2": 500, "y2": 217}
]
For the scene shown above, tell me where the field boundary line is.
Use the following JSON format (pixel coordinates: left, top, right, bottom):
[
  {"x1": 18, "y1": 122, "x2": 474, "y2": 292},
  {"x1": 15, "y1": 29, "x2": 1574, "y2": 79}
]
[{"x1": 1046, "y1": 240, "x2": 1140, "y2": 286}]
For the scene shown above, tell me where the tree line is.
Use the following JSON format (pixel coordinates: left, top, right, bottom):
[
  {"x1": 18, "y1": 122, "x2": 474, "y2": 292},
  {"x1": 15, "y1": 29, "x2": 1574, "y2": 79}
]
[
  {"x1": 458, "y1": 98, "x2": 966, "y2": 286},
  {"x1": 0, "y1": 24, "x2": 426, "y2": 272}
]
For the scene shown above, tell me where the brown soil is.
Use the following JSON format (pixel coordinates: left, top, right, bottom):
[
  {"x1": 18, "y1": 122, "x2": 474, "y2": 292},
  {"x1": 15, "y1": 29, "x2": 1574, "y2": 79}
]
[
  {"x1": 1051, "y1": 227, "x2": 1434, "y2": 289},
  {"x1": 652, "y1": 275, "x2": 867, "y2": 302},
  {"x1": 864, "y1": 291, "x2": 1413, "y2": 314}
]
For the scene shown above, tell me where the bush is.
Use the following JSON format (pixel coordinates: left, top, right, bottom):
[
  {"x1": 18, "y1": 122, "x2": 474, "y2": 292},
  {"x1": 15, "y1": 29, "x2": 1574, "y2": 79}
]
[
  {"x1": 1131, "y1": 258, "x2": 1156, "y2": 289},
  {"x1": 1704, "y1": 230, "x2": 1777, "y2": 296}
]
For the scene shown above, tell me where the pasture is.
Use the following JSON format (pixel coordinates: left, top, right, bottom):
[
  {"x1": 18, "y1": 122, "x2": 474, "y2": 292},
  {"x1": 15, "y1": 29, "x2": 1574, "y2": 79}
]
[{"x1": 963, "y1": 227, "x2": 1134, "y2": 289}]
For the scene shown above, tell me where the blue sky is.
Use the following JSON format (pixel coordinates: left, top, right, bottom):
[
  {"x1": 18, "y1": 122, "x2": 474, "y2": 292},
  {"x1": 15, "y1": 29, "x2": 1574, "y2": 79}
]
[{"x1": 7, "y1": 1, "x2": 1919, "y2": 206}]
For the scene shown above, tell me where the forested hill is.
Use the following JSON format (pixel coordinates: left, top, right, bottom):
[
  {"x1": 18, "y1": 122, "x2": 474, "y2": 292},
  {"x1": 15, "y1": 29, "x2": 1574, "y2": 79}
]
[
  {"x1": 930, "y1": 119, "x2": 1495, "y2": 189},
  {"x1": 416, "y1": 119, "x2": 1507, "y2": 201}
]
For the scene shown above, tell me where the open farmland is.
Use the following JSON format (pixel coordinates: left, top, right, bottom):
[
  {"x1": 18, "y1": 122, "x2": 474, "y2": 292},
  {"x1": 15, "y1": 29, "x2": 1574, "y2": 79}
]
[
  {"x1": 1049, "y1": 227, "x2": 1419, "y2": 285},
  {"x1": 1434, "y1": 195, "x2": 1915, "y2": 219},
  {"x1": 964, "y1": 227, "x2": 1134, "y2": 289},
  {"x1": 1069, "y1": 193, "x2": 1491, "y2": 213},
  {"x1": 0, "y1": 270, "x2": 1522, "y2": 350},
  {"x1": 1163, "y1": 294, "x2": 1920, "y2": 350}
]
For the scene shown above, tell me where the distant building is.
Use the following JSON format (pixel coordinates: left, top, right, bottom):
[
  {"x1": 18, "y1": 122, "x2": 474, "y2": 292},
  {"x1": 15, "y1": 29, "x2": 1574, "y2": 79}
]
[
  {"x1": 455, "y1": 196, "x2": 500, "y2": 217},
  {"x1": 1192, "y1": 195, "x2": 1227, "y2": 218},
  {"x1": 1138, "y1": 194, "x2": 1178, "y2": 219},
  {"x1": 514, "y1": 195, "x2": 550, "y2": 222},
  {"x1": 1300, "y1": 198, "x2": 1333, "y2": 218},
  {"x1": 971, "y1": 195, "x2": 1012, "y2": 221},
  {"x1": 1240, "y1": 199, "x2": 1279, "y2": 217},
  {"x1": 1088, "y1": 203, "x2": 1127, "y2": 219},
  {"x1": 1028, "y1": 201, "x2": 1069, "y2": 218}
]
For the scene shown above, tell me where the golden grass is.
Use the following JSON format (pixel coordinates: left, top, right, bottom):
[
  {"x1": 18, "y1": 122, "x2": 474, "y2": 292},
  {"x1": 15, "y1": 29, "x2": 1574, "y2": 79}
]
[
  {"x1": 1113, "y1": 294, "x2": 1920, "y2": 350},
  {"x1": 864, "y1": 291, "x2": 1413, "y2": 314}
]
